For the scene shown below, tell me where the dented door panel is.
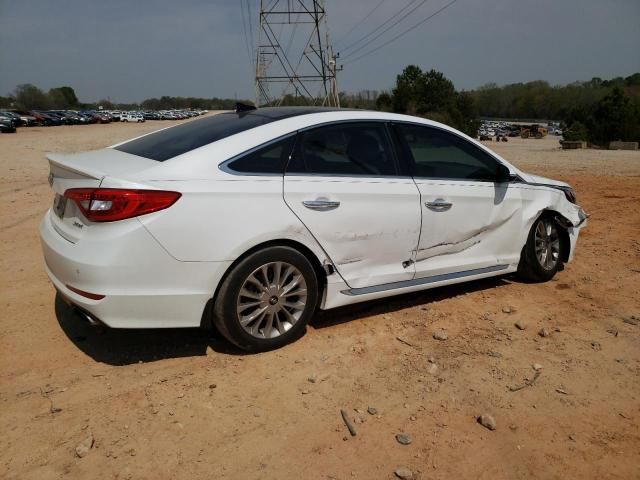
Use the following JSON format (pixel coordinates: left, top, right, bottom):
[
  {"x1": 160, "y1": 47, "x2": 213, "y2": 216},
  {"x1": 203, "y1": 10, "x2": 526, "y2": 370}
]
[
  {"x1": 283, "y1": 176, "x2": 421, "y2": 288},
  {"x1": 413, "y1": 180, "x2": 524, "y2": 278}
]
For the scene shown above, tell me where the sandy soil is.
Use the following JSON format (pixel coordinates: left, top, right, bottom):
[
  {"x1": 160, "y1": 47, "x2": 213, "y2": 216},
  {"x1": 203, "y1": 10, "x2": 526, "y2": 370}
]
[{"x1": 1, "y1": 124, "x2": 639, "y2": 480}]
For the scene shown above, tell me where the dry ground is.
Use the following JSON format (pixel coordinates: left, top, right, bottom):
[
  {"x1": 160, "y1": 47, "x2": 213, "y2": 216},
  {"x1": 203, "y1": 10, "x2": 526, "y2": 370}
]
[{"x1": 1, "y1": 122, "x2": 639, "y2": 480}]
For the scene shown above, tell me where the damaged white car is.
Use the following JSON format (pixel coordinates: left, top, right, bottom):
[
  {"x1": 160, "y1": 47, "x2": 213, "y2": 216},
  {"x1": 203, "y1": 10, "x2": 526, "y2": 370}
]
[{"x1": 40, "y1": 107, "x2": 588, "y2": 351}]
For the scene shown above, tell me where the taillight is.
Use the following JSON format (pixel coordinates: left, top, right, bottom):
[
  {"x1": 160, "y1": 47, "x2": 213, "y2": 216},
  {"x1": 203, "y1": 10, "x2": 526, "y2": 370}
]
[{"x1": 64, "y1": 188, "x2": 181, "y2": 222}]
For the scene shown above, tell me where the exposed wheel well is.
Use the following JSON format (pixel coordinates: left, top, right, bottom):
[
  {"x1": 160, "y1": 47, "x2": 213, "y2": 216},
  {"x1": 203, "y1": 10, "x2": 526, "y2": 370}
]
[{"x1": 202, "y1": 239, "x2": 328, "y2": 328}]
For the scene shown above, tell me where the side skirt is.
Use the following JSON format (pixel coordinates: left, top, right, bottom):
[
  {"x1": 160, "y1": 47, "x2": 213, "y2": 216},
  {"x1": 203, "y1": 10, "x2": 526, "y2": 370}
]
[{"x1": 341, "y1": 264, "x2": 510, "y2": 296}]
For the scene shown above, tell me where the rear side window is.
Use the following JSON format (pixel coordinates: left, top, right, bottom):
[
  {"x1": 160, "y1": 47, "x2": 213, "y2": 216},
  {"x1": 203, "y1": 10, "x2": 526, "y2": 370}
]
[
  {"x1": 225, "y1": 136, "x2": 295, "y2": 174},
  {"x1": 395, "y1": 124, "x2": 502, "y2": 181},
  {"x1": 113, "y1": 108, "x2": 325, "y2": 161},
  {"x1": 287, "y1": 122, "x2": 397, "y2": 176}
]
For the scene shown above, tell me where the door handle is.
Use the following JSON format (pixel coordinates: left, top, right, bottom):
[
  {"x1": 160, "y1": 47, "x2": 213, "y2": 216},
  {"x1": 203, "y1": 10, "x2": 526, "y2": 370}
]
[
  {"x1": 302, "y1": 200, "x2": 340, "y2": 211},
  {"x1": 425, "y1": 199, "x2": 452, "y2": 211}
]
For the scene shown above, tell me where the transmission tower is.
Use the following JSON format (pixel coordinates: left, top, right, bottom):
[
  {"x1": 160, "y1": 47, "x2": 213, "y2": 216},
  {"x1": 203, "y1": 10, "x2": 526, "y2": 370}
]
[{"x1": 255, "y1": 0, "x2": 341, "y2": 107}]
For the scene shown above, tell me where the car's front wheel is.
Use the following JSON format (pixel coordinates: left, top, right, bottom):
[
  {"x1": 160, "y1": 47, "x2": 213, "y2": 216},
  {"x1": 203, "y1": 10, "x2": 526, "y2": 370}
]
[
  {"x1": 213, "y1": 246, "x2": 319, "y2": 352},
  {"x1": 517, "y1": 215, "x2": 564, "y2": 282}
]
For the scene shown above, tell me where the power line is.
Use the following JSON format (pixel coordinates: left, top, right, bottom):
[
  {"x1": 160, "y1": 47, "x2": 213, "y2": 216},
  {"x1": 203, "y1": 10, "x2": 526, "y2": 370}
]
[
  {"x1": 341, "y1": 0, "x2": 429, "y2": 60},
  {"x1": 246, "y1": 0, "x2": 255, "y2": 56},
  {"x1": 339, "y1": 0, "x2": 420, "y2": 54},
  {"x1": 345, "y1": 0, "x2": 460, "y2": 65},
  {"x1": 334, "y1": 0, "x2": 386, "y2": 46},
  {"x1": 239, "y1": 1, "x2": 253, "y2": 72}
]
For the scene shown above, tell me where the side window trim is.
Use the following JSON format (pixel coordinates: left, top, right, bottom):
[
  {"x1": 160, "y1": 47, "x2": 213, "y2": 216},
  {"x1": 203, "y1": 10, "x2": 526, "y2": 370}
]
[
  {"x1": 219, "y1": 132, "x2": 297, "y2": 176},
  {"x1": 392, "y1": 121, "x2": 507, "y2": 182},
  {"x1": 284, "y1": 120, "x2": 405, "y2": 178}
]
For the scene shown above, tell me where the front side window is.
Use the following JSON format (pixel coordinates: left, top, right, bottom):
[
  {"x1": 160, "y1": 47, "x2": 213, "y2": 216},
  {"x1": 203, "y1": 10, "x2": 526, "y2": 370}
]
[
  {"x1": 395, "y1": 124, "x2": 502, "y2": 181},
  {"x1": 225, "y1": 136, "x2": 295, "y2": 174},
  {"x1": 287, "y1": 122, "x2": 397, "y2": 176}
]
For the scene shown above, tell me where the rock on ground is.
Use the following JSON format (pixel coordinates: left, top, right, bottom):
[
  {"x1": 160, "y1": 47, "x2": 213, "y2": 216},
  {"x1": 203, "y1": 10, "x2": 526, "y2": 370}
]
[
  {"x1": 394, "y1": 467, "x2": 415, "y2": 479},
  {"x1": 478, "y1": 414, "x2": 497, "y2": 431},
  {"x1": 75, "y1": 434, "x2": 94, "y2": 458}
]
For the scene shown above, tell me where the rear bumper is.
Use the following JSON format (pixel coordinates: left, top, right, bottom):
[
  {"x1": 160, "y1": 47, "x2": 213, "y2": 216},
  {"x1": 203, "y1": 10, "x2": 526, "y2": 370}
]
[{"x1": 40, "y1": 211, "x2": 231, "y2": 328}]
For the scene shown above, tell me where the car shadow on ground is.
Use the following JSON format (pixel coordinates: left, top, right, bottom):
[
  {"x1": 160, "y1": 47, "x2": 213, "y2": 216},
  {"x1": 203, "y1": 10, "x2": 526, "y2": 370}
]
[
  {"x1": 55, "y1": 276, "x2": 513, "y2": 366},
  {"x1": 54, "y1": 294, "x2": 245, "y2": 366}
]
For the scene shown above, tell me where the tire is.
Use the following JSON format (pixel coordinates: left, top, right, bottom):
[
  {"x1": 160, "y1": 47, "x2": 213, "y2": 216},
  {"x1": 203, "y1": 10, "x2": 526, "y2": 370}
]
[
  {"x1": 517, "y1": 215, "x2": 564, "y2": 282},
  {"x1": 213, "y1": 246, "x2": 319, "y2": 352}
]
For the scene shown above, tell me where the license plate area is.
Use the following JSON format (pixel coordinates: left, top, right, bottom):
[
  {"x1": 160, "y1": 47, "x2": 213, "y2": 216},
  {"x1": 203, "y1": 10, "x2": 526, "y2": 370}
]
[{"x1": 53, "y1": 194, "x2": 67, "y2": 219}]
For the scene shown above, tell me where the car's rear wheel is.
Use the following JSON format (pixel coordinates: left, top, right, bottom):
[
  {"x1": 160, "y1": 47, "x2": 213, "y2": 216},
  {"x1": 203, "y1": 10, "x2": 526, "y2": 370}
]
[
  {"x1": 517, "y1": 215, "x2": 563, "y2": 282},
  {"x1": 213, "y1": 246, "x2": 318, "y2": 352}
]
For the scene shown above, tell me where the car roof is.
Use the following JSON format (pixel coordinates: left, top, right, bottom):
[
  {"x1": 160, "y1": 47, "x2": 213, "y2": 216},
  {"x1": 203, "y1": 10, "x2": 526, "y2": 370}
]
[
  {"x1": 116, "y1": 108, "x2": 460, "y2": 163},
  {"x1": 111, "y1": 107, "x2": 516, "y2": 183}
]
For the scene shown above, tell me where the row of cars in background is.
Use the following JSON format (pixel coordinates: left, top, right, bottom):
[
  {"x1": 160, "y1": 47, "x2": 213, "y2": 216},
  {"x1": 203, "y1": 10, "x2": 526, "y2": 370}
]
[
  {"x1": 0, "y1": 109, "x2": 208, "y2": 133},
  {"x1": 478, "y1": 120, "x2": 563, "y2": 141}
]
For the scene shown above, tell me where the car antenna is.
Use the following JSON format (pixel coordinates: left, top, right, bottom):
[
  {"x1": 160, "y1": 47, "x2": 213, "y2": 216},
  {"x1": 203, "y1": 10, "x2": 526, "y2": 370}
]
[{"x1": 235, "y1": 102, "x2": 257, "y2": 113}]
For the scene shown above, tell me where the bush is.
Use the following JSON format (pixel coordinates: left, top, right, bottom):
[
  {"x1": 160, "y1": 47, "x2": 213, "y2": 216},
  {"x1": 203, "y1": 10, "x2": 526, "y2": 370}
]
[{"x1": 563, "y1": 121, "x2": 588, "y2": 141}]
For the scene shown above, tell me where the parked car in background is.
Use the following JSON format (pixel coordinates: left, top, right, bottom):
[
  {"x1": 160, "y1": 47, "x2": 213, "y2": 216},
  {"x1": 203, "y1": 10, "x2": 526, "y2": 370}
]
[
  {"x1": 0, "y1": 118, "x2": 17, "y2": 133},
  {"x1": 0, "y1": 111, "x2": 20, "y2": 128},
  {"x1": 94, "y1": 112, "x2": 112, "y2": 124},
  {"x1": 121, "y1": 112, "x2": 145, "y2": 123},
  {"x1": 142, "y1": 112, "x2": 160, "y2": 120},
  {"x1": 40, "y1": 107, "x2": 588, "y2": 352},
  {"x1": 10, "y1": 110, "x2": 40, "y2": 126},
  {"x1": 34, "y1": 111, "x2": 63, "y2": 126}
]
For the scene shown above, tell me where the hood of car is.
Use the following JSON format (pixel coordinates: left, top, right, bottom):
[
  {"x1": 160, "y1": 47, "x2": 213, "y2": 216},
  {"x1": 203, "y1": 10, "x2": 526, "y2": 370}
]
[{"x1": 519, "y1": 172, "x2": 570, "y2": 189}]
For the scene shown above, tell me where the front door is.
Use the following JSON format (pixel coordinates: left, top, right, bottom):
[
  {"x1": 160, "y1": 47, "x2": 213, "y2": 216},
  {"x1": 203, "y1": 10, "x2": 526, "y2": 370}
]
[
  {"x1": 283, "y1": 122, "x2": 421, "y2": 289},
  {"x1": 393, "y1": 123, "x2": 524, "y2": 279}
]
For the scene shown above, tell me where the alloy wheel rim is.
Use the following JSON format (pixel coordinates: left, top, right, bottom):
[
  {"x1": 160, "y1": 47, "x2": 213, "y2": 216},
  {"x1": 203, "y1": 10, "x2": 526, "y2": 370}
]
[
  {"x1": 534, "y1": 219, "x2": 560, "y2": 270},
  {"x1": 236, "y1": 261, "x2": 307, "y2": 339}
]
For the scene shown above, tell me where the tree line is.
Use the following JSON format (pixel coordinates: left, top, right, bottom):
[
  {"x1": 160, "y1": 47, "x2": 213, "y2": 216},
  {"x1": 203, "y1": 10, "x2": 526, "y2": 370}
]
[
  {"x1": 0, "y1": 84, "x2": 249, "y2": 112},
  {"x1": 3, "y1": 70, "x2": 639, "y2": 145},
  {"x1": 340, "y1": 67, "x2": 640, "y2": 145}
]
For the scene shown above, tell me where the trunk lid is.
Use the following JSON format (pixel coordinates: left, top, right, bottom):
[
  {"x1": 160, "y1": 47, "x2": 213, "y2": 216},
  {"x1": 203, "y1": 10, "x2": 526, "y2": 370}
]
[{"x1": 46, "y1": 148, "x2": 157, "y2": 243}]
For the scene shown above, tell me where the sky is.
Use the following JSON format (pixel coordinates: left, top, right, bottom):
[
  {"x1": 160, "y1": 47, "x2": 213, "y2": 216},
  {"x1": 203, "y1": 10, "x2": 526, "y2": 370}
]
[{"x1": 0, "y1": 0, "x2": 639, "y2": 103}]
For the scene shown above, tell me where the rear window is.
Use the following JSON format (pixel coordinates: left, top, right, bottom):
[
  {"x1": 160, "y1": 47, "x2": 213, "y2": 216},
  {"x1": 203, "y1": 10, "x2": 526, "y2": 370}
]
[{"x1": 113, "y1": 107, "x2": 337, "y2": 161}]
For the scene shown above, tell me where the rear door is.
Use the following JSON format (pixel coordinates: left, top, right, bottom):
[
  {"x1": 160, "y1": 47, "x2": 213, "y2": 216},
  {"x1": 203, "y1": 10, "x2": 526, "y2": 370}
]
[
  {"x1": 393, "y1": 123, "x2": 524, "y2": 279},
  {"x1": 283, "y1": 122, "x2": 421, "y2": 289}
]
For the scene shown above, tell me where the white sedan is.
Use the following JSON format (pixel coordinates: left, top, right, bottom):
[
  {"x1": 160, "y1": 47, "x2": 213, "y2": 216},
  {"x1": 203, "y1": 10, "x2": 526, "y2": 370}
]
[
  {"x1": 120, "y1": 113, "x2": 145, "y2": 123},
  {"x1": 40, "y1": 107, "x2": 588, "y2": 351}
]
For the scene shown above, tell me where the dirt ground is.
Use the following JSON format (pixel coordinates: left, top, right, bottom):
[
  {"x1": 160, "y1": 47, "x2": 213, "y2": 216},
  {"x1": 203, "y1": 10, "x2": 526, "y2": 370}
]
[{"x1": 1, "y1": 122, "x2": 639, "y2": 480}]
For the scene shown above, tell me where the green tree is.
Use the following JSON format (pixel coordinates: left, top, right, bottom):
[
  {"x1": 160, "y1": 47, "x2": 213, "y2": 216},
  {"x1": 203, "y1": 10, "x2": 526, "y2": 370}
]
[
  {"x1": 387, "y1": 66, "x2": 480, "y2": 136},
  {"x1": 391, "y1": 65, "x2": 424, "y2": 114},
  {"x1": 0, "y1": 95, "x2": 14, "y2": 108},
  {"x1": 48, "y1": 86, "x2": 79, "y2": 108},
  {"x1": 375, "y1": 92, "x2": 393, "y2": 112},
  {"x1": 14, "y1": 84, "x2": 50, "y2": 109},
  {"x1": 587, "y1": 87, "x2": 640, "y2": 145}
]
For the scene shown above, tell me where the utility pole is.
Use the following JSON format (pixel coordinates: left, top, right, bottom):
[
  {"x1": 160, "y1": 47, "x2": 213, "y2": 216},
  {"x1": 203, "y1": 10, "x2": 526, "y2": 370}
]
[{"x1": 255, "y1": 0, "x2": 341, "y2": 107}]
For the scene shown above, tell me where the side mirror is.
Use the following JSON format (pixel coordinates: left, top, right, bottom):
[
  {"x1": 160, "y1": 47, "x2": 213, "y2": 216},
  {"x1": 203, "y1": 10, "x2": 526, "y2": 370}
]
[{"x1": 496, "y1": 163, "x2": 512, "y2": 182}]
